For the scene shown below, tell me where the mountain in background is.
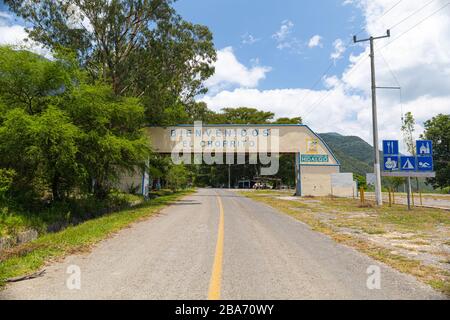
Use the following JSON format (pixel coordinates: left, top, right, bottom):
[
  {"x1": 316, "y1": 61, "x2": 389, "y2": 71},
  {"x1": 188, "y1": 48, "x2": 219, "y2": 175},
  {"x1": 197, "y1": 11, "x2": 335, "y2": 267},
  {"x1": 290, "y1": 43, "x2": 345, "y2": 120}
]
[{"x1": 319, "y1": 132, "x2": 375, "y2": 176}]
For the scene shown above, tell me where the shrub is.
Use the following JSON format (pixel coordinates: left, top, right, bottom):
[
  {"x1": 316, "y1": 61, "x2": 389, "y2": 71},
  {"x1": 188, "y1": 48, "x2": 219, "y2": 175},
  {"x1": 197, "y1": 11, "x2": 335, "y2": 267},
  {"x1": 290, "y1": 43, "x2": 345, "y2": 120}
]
[{"x1": 0, "y1": 168, "x2": 15, "y2": 203}]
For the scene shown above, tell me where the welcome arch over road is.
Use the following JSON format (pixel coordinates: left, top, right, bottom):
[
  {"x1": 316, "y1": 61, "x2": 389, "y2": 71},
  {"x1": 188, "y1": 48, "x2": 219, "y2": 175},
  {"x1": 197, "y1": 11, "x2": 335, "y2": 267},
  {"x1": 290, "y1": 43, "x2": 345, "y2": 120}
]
[{"x1": 143, "y1": 124, "x2": 347, "y2": 197}]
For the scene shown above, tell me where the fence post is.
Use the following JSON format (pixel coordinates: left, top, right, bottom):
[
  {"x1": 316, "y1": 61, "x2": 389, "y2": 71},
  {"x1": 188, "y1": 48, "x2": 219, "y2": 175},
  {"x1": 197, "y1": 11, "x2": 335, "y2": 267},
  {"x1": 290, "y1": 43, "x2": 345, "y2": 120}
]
[
  {"x1": 388, "y1": 188, "x2": 392, "y2": 207},
  {"x1": 360, "y1": 187, "x2": 365, "y2": 206}
]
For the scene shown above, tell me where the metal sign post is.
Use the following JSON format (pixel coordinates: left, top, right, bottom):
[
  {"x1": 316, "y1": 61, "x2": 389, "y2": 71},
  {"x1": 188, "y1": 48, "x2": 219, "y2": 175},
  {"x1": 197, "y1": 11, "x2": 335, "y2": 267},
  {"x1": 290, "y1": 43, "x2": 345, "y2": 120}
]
[
  {"x1": 382, "y1": 172, "x2": 436, "y2": 210},
  {"x1": 406, "y1": 177, "x2": 412, "y2": 210}
]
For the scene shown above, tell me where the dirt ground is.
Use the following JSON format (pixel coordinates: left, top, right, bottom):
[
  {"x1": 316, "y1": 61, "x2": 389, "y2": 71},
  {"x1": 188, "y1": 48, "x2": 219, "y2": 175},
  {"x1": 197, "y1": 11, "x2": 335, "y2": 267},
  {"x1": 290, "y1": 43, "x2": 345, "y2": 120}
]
[
  {"x1": 364, "y1": 192, "x2": 450, "y2": 210},
  {"x1": 240, "y1": 190, "x2": 450, "y2": 295}
]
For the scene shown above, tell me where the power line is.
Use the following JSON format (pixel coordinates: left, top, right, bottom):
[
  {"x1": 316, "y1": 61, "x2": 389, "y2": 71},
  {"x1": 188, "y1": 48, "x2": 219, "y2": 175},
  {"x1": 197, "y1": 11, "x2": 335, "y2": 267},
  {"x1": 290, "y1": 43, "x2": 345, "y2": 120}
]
[
  {"x1": 353, "y1": 0, "x2": 404, "y2": 38},
  {"x1": 378, "y1": 50, "x2": 401, "y2": 88},
  {"x1": 302, "y1": 54, "x2": 370, "y2": 121},
  {"x1": 295, "y1": 62, "x2": 335, "y2": 111},
  {"x1": 301, "y1": 43, "x2": 372, "y2": 119},
  {"x1": 379, "y1": 2, "x2": 450, "y2": 51},
  {"x1": 301, "y1": 1, "x2": 448, "y2": 144},
  {"x1": 373, "y1": 0, "x2": 450, "y2": 123},
  {"x1": 302, "y1": 1, "x2": 449, "y2": 119},
  {"x1": 378, "y1": 50, "x2": 404, "y2": 129},
  {"x1": 380, "y1": 0, "x2": 404, "y2": 20},
  {"x1": 295, "y1": 36, "x2": 359, "y2": 109},
  {"x1": 374, "y1": 1, "x2": 449, "y2": 126},
  {"x1": 388, "y1": 0, "x2": 436, "y2": 30},
  {"x1": 295, "y1": 0, "x2": 406, "y2": 112},
  {"x1": 299, "y1": 1, "x2": 408, "y2": 121}
]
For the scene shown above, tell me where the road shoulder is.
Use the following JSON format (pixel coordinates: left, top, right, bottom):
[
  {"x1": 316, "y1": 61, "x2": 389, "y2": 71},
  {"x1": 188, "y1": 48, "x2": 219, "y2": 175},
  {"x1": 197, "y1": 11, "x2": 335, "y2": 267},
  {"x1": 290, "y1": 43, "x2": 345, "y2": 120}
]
[{"x1": 238, "y1": 190, "x2": 450, "y2": 298}]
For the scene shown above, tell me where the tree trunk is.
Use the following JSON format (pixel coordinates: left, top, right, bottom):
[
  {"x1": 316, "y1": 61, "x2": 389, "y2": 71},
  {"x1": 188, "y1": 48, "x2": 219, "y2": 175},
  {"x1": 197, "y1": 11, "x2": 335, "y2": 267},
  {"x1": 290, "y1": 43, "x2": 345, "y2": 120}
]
[{"x1": 52, "y1": 174, "x2": 61, "y2": 202}]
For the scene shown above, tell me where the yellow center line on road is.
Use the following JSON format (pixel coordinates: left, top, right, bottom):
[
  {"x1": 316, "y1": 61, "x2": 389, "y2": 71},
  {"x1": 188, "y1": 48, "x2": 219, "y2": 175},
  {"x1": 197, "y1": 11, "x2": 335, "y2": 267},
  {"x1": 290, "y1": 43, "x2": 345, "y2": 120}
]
[{"x1": 207, "y1": 195, "x2": 225, "y2": 300}]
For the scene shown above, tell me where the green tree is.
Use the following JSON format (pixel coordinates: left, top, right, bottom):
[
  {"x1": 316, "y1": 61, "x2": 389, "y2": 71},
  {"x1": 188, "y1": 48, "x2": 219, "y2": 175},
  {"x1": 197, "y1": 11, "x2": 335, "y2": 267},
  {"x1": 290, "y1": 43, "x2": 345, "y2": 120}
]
[
  {"x1": 273, "y1": 117, "x2": 303, "y2": 125},
  {"x1": 401, "y1": 112, "x2": 416, "y2": 155},
  {"x1": 384, "y1": 177, "x2": 404, "y2": 192},
  {"x1": 275, "y1": 155, "x2": 296, "y2": 187},
  {"x1": 5, "y1": 0, "x2": 217, "y2": 124},
  {"x1": 0, "y1": 108, "x2": 78, "y2": 200},
  {"x1": 184, "y1": 102, "x2": 216, "y2": 124},
  {"x1": 28, "y1": 107, "x2": 83, "y2": 200},
  {"x1": 421, "y1": 114, "x2": 450, "y2": 189},
  {"x1": 166, "y1": 164, "x2": 189, "y2": 192},
  {"x1": 0, "y1": 169, "x2": 15, "y2": 203},
  {"x1": 136, "y1": 19, "x2": 216, "y2": 123},
  {"x1": 0, "y1": 46, "x2": 75, "y2": 115},
  {"x1": 354, "y1": 174, "x2": 367, "y2": 190},
  {"x1": 5, "y1": 0, "x2": 172, "y2": 93},
  {"x1": 64, "y1": 84, "x2": 150, "y2": 198},
  {"x1": 0, "y1": 46, "x2": 150, "y2": 201},
  {"x1": 401, "y1": 112, "x2": 421, "y2": 191},
  {"x1": 212, "y1": 107, "x2": 275, "y2": 124},
  {"x1": 0, "y1": 108, "x2": 42, "y2": 199}
]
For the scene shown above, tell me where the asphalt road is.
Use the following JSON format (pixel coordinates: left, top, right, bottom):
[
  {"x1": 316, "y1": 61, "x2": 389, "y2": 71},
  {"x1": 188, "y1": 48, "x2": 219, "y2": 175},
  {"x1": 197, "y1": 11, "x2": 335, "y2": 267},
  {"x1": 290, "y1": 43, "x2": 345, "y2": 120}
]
[{"x1": 0, "y1": 189, "x2": 444, "y2": 300}]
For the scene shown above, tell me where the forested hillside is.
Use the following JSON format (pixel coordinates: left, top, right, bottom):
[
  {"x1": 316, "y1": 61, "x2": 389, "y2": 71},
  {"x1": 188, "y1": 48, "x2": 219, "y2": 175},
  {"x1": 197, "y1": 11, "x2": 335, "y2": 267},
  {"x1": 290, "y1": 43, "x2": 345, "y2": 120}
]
[{"x1": 319, "y1": 133, "x2": 374, "y2": 175}]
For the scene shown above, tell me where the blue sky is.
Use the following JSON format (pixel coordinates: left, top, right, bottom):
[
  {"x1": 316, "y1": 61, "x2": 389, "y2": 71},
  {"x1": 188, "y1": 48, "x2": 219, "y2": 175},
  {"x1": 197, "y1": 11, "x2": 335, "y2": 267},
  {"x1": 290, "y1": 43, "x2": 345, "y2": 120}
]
[
  {"x1": 175, "y1": 0, "x2": 366, "y2": 91},
  {"x1": 1, "y1": 0, "x2": 449, "y2": 147}
]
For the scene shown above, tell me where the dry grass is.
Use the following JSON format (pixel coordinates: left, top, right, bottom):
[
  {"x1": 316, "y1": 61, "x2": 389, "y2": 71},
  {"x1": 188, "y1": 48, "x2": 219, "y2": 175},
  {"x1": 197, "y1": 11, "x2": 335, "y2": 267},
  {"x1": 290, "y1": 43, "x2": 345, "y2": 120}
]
[{"x1": 240, "y1": 190, "x2": 450, "y2": 296}]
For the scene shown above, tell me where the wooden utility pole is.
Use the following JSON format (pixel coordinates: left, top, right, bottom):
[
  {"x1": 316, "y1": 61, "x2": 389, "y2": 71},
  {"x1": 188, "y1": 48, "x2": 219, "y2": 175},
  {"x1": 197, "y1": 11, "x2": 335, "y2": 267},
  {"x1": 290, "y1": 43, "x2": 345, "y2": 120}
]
[{"x1": 354, "y1": 30, "x2": 391, "y2": 206}]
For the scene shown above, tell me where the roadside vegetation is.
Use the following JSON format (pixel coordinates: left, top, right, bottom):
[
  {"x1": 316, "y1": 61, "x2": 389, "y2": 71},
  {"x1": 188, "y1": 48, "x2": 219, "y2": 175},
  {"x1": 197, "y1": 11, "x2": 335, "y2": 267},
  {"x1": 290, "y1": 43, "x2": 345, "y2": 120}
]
[
  {"x1": 0, "y1": 0, "x2": 215, "y2": 255},
  {"x1": 0, "y1": 191, "x2": 143, "y2": 239},
  {"x1": 240, "y1": 190, "x2": 450, "y2": 296},
  {"x1": 0, "y1": 189, "x2": 193, "y2": 286}
]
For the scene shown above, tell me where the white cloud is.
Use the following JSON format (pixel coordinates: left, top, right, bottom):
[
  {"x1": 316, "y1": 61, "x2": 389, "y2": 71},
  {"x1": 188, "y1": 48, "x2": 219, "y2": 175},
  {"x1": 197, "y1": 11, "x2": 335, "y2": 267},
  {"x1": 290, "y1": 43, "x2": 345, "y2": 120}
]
[
  {"x1": 272, "y1": 20, "x2": 300, "y2": 51},
  {"x1": 0, "y1": 24, "x2": 28, "y2": 45},
  {"x1": 205, "y1": 47, "x2": 271, "y2": 92},
  {"x1": 0, "y1": 11, "x2": 51, "y2": 58},
  {"x1": 200, "y1": 87, "x2": 370, "y2": 138},
  {"x1": 339, "y1": 0, "x2": 450, "y2": 143},
  {"x1": 241, "y1": 32, "x2": 260, "y2": 45},
  {"x1": 272, "y1": 20, "x2": 294, "y2": 42},
  {"x1": 201, "y1": 0, "x2": 450, "y2": 151},
  {"x1": 330, "y1": 38, "x2": 346, "y2": 60},
  {"x1": 308, "y1": 35, "x2": 323, "y2": 48},
  {"x1": 66, "y1": 4, "x2": 94, "y2": 32},
  {"x1": 0, "y1": 11, "x2": 13, "y2": 21}
]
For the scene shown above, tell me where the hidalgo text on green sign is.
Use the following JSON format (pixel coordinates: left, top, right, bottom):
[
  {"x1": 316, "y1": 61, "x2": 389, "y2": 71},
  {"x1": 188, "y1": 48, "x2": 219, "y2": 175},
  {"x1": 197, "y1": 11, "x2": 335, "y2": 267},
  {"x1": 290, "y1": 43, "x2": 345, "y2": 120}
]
[{"x1": 301, "y1": 155, "x2": 329, "y2": 163}]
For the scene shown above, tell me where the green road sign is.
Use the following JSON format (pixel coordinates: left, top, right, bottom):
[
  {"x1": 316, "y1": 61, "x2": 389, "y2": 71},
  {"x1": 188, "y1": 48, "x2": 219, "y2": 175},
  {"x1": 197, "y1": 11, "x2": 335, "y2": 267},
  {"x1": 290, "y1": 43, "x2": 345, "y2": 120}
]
[{"x1": 301, "y1": 154, "x2": 329, "y2": 163}]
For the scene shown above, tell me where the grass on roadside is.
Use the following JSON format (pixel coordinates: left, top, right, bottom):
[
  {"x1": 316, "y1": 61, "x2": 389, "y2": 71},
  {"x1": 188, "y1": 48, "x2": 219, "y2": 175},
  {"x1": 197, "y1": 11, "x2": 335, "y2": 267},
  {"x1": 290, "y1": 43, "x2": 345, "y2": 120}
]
[
  {"x1": 318, "y1": 197, "x2": 450, "y2": 234},
  {"x1": 240, "y1": 191, "x2": 450, "y2": 296},
  {"x1": 0, "y1": 189, "x2": 194, "y2": 287},
  {"x1": 0, "y1": 191, "x2": 146, "y2": 238}
]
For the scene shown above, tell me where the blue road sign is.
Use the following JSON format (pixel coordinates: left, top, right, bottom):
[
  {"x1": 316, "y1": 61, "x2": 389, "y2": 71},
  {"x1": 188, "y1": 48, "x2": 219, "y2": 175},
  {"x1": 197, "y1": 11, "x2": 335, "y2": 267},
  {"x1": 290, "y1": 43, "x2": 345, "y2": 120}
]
[
  {"x1": 400, "y1": 156, "x2": 417, "y2": 171},
  {"x1": 416, "y1": 140, "x2": 433, "y2": 156},
  {"x1": 417, "y1": 156, "x2": 433, "y2": 172},
  {"x1": 384, "y1": 156, "x2": 399, "y2": 171},
  {"x1": 383, "y1": 140, "x2": 399, "y2": 155}
]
